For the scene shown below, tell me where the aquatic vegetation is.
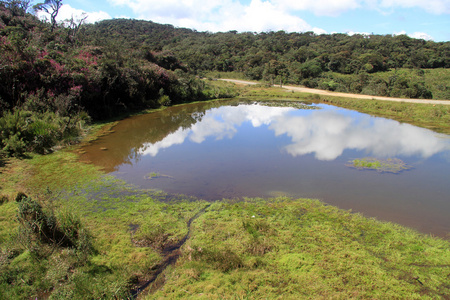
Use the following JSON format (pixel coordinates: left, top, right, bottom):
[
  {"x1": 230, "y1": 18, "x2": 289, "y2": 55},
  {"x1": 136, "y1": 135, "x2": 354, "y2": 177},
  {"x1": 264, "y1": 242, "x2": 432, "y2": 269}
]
[
  {"x1": 347, "y1": 157, "x2": 412, "y2": 173},
  {"x1": 144, "y1": 172, "x2": 174, "y2": 180},
  {"x1": 257, "y1": 100, "x2": 319, "y2": 109}
]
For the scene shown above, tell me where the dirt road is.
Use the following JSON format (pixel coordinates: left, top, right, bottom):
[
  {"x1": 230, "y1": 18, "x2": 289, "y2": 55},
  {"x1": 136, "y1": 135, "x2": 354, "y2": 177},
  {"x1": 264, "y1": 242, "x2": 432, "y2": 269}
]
[{"x1": 220, "y1": 79, "x2": 450, "y2": 105}]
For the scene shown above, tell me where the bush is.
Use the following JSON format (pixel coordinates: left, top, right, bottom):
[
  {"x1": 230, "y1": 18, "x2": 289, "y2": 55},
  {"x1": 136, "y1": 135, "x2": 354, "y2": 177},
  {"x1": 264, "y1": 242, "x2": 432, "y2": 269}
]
[
  {"x1": 0, "y1": 195, "x2": 8, "y2": 205},
  {"x1": 15, "y1": 191, "x2": 28, "y2": 202},
  {"x1": 0, "y1": 109, "x2": 84, "y2": 157},
  {"x1": 17, "y1": 196, "x2": 93, "y2": 261},
  {"x1": 0, "y1": 110, "x2": 30, "y2": 157}
]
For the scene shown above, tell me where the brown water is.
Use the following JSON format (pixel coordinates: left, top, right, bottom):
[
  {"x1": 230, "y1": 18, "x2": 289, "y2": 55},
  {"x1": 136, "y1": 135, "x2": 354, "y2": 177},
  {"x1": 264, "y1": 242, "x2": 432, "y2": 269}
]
[{"x1": 79, "y1": 99, "x2": 450, "y2": 238}]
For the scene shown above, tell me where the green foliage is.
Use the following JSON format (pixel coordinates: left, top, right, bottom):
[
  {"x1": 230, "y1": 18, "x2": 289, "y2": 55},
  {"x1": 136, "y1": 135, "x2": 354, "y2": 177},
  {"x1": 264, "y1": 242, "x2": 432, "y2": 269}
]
[
  {"x1": 0, "y1": 110, "x2": 29, "y2": 156},
  {"x1": 81, "y1": 19, "x2": 449, "y2": 100},
  {"x1": 1, "y1": 4, "x2": 225, "y2": 141},
  {"x1": 0, "y1": 109, "x2": 84, "y2": 157}
]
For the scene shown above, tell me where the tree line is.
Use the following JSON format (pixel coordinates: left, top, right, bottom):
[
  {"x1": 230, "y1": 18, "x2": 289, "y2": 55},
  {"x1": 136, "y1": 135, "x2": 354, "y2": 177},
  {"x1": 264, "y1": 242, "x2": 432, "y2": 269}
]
[{"x1": 82, "y1": 18, "x2": 449, "y2": 99}]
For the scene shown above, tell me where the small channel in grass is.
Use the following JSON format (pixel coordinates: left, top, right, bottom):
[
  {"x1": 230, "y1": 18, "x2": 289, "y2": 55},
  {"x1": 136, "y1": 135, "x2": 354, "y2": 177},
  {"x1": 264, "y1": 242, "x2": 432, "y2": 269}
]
[{"x1": 78, "y1": 99, "x2": 450, "y2": 238}]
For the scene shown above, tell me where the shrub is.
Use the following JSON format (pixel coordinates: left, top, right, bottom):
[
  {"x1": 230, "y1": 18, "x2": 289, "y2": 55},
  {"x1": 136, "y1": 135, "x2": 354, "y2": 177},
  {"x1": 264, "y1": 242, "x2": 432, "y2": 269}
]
[
  {"x1": 0, "y1": 110, "x2": 30, "y2": 157},
  {"x1": 0, "y1": 195, "x2": 8, "y2": 205},
  {"x1": 16, "y1": 196, "x2": 93, "y2": 261},
  {"x1": 15, "y1": 191, "x2": 28, "y2": 202},
  {"x1": 0, "y1": 109, "x2": 84, "y2": 157}
]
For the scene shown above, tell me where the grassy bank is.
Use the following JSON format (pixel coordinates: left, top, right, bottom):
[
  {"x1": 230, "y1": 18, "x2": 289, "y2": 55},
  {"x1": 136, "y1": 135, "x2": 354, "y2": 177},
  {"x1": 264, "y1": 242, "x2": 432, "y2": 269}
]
[
  {"x1": 0, "y1": 151, "x2": 209, "y2": 298},
  {"x1": 152, "y1": 199, "x2": 450, "y2": 299},
  {"x1": 1, "y1": 92, "x2": 450, "y2": 299}
]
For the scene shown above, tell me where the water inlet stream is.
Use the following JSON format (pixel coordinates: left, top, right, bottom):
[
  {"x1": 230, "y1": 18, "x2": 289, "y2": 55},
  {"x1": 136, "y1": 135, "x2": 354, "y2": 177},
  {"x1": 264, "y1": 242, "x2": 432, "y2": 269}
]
[{"x1": 130, "y1": 204, "x2": 211, "y2": 298}]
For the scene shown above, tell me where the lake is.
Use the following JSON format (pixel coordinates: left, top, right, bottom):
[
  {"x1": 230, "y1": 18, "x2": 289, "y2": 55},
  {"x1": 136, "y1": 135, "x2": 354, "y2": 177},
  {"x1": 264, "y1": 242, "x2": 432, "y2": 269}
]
[{"x1": 79, "y1": 99, "x2": 450, "y2": 238}]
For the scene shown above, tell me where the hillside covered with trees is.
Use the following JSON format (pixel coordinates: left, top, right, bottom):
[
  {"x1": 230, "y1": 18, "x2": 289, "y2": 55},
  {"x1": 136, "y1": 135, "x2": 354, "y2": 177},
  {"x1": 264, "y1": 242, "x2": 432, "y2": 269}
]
[{"x1": 83, "y1": 18, "x2": 450, "y2": 99}]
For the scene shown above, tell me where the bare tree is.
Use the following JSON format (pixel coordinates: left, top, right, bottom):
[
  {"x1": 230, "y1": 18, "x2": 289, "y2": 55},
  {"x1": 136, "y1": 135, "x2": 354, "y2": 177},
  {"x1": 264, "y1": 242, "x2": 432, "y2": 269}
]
[
  {"x1": 65, "y1": 13, "x2": 88, "y2": 43},
  {"x1": 33, "y1": 0, "x2": 63, "y2": 32}
]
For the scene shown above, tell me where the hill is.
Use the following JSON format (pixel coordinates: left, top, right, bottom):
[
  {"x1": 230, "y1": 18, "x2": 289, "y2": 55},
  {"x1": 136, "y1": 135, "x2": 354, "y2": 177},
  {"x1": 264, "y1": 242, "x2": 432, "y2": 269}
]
[{"x1": 82, "y1": 18, "x2": 450, "y2": 99}]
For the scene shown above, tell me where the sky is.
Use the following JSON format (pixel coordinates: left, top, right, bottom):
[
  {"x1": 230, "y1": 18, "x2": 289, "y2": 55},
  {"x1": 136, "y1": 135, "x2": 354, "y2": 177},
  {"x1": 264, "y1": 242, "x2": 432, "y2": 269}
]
[{"x1": 36, "y1": 0, "x2": 450, "y2": 42}]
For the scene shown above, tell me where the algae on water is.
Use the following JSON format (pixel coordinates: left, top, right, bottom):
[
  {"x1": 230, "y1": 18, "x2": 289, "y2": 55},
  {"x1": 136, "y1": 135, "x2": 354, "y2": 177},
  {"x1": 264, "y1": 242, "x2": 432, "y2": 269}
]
[
  {"x1": 346, "y1": 157, "x2": 411, "y2": 173},
  {"x1": 144, "y1": 172, "x2": 174, "y2": 180}
]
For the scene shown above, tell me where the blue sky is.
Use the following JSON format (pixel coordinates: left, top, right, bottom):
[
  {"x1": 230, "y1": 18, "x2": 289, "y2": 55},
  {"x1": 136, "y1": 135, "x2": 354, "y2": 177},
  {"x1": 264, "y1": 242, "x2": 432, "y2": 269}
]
[{"x1": 40, "y1": 0, "x2": 450, "y2": 41}]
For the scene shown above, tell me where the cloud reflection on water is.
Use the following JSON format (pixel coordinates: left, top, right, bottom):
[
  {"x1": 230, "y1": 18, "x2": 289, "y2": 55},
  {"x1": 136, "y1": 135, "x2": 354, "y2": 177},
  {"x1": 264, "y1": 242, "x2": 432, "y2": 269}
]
[
  {"x1": 271, "y1": 109, "x2": 450, "y2": 160},
  {"x1": 139, "y1": 105, "x2": 294, "y2": 156},
  {"x1": 139, "y1": 104, "x2": 450, "y2": 160}
]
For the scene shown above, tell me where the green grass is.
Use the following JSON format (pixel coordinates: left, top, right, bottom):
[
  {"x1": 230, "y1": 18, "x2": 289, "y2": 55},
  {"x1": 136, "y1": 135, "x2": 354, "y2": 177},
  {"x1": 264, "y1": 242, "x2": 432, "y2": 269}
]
[
  {"x1": 151, "y1": 199, "x2": 450, "y2": 299},
  {"x1": 144, "y1": 172, "x2": 174, "y2": 180}
]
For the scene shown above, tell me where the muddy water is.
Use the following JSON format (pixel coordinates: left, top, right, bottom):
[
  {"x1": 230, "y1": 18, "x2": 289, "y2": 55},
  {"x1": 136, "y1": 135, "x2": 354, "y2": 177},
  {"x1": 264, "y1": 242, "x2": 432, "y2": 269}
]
[{"x1": 79, "y1": 100, "x2": 450, "y2": 238}]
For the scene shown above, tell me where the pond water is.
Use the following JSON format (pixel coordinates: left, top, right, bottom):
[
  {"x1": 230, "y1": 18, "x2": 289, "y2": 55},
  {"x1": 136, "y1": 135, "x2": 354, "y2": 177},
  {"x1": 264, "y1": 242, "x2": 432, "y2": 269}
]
[{"x1": 79, "y1": 99, "x2": 450, "y2": 238}]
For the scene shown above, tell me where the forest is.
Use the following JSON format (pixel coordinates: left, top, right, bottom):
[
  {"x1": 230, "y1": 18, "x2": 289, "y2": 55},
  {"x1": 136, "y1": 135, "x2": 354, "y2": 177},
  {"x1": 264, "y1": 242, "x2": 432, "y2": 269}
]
[
  {"x1": 1, "y1": 0, "x2": 449, "y2": 158},
  {"x1": 83, "y1": 19, "x2": 449, "y2": 99}
]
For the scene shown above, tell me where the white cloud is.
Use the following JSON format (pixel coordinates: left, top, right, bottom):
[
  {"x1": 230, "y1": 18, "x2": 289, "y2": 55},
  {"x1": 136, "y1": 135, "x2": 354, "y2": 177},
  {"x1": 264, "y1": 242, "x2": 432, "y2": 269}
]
[
  {"x1": 107, "y1": 0, "x2": 326, "y2": 34},
  {"x1": 138, "y1": 103, "x2": 450, "y2": 160},
  {"x1": 139, "y1": 104, "x2": 294, "y2": 156},
  {"x1": 225, "y1": 0, "x2": 316, "y2": 33},
  {"x1": 346, "y1": 30, "x2": 371, "y2": 36},
  {"x1": 394, "y1": 30, "x2": 434, "y2": 40},
  {"x1": 37, "y1": 4, "x2": 111, "y2": 24},
  {"x1": 409, "y1": 32, "x2": 434, "y2": 40},
  {"x1": 102, "y1": 0, "x2": 449, "y2": 36}
]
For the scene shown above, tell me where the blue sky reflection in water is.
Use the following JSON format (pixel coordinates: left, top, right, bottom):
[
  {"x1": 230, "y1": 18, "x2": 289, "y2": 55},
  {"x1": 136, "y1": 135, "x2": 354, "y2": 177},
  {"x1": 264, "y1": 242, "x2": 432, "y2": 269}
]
[{"x1": 81, "y1": 101, "x2": 450, "y2": 237}]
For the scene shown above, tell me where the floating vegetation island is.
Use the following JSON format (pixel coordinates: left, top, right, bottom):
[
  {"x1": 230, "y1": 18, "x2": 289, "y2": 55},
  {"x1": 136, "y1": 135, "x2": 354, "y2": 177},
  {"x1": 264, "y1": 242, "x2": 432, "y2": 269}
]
[
  {"x1": 347, "y1": 157, "x2": 412, "y2": 173},
  {"x1": 257, "y1": 100, "x2": 320, "y2": 109},
  {"x1": 144, "y1": 172, "x2": 174, "y2": 180}
]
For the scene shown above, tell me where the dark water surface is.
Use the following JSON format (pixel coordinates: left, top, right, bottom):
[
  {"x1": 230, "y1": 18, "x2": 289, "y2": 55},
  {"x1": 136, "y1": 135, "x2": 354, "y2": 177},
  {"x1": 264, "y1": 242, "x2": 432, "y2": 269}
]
[{"x1": 79, "y1": 100, "x2": 450, "y2": 238}]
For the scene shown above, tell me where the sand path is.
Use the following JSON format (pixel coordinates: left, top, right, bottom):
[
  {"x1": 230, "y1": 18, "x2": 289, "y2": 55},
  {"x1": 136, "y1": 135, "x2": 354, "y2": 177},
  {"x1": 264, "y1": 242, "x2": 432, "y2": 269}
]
[{"x1": 220, "y1": 79, "x2": 450, "y2": 105}]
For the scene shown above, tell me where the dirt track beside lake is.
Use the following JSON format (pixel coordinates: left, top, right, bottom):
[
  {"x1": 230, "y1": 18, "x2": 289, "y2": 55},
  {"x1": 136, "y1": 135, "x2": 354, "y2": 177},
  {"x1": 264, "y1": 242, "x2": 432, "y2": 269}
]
[{"x1": 220, "y1": 79, "x2": 450, "y2": 105}]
